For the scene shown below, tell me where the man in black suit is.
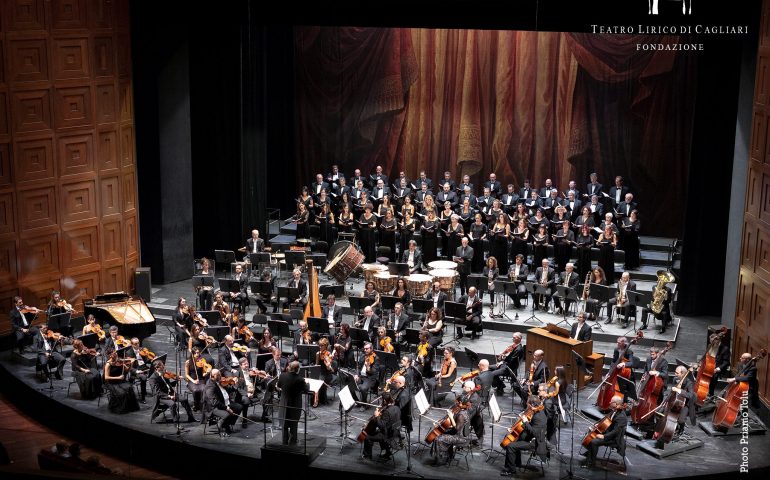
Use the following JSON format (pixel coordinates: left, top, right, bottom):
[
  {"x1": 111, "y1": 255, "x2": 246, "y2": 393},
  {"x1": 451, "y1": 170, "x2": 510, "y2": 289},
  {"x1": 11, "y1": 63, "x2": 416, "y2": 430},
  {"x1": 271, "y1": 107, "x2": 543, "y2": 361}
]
[
  {"x1": 533, "y1": 259, "x2": 556, "y2": 312},
  {"x1": 227, "y1": 264, "x2": 249, "y2": 311},
  {"x1": 277, "y1": 361, "x2": 308, "y2": 444},
  {"x1": 607, "y1": 272, "x2": 636, "y2": 327},
  {"x1": 150, "y1": 360, "x2": 196, "y2": 423},
  {"x1": 393, "y1": 178, "x2": 412, "y2": 205},
  {"x1": 507, "y1": 254, "x2": 529, "y2": 309},
  {"x1": 205, "y1": 369, "x2": 242, "y2": 437},
  {"x1": 585, "y1": 172, "x2": 603, "y2": 199},
  {"x1": 519, "y1": 179, "x2": 534, "y2": 203},
  {"x1": 655, "y1": 365, "x2": 695, "y2": 447},
  {"x1": 496, "y1": 332, "x2": 526, "y2": 398},
  {"x1": 501, "y1": 395, "x2": 548, "y2": 475},
  {"x1": 326, "y1": 164, "x2": 345, "y2": 185},
  {"x1": 414, "y1": 183, "x2": 431, "y2": 205},
  {"x1": 553, "y1": 263, "x2": 579, "y2": 315},
  {"x1": 350, "y1": 168, "x2": 366, "y2": 190},
  {"x1": 217, "y1": 335, "x2": 245, "y2": 377},
  {"x1": 526, "y1": 349, "x2": 549, "y2": 395},
  {"x1": 727, "y1": 352, "x2": 761, "y2": 408},
  {"x1": 588, "y1": 195, "x2": 604, "y2": 218},
  {"x1": 355, "y1": 306, "x2": 380, "y2": 343},
  {"x1": 371, "y1": 165, "x2": 389, "y2": 188},
  {"x1": 10, "y1": 296, "x2": 39, "y2": 353},
  {"x1": 34, "y1": 325, "x2": 66, "y2": 380},
  {"x1": 455, "y1": 236, "x2": 474, "y2": 296},
  {"x1": 617, "y1": 193, "x2": 637, "y2": 219},
  {"x1": 484, "y1": 172, "x2": 502, "y2": 198},
  {"x1": 401, "y1": 239, "x2": 423, "y2": 273},
  {"x1": 322, "y1": 294, "x2": 343, "y2": 328},
  {"x1": 709, "y1": 339, "x2": 731, "y2": 397},
  {"x1": 436, "y1": 182, "x2": 458, "y2": 208},
  {"x1": 566, "y1": 180, "x2": 581, "y2": 200},
  {"x1": 246, "y1": 229, "x2": 264, "y2": 254},
  {"x1": 439, "y1": 171, "x2": 456, "y2": 191},
  {"x1": 459, "y1": 185, "x2": 477, "y2": 208},
  {"x1": 261, "y1": 346, "x2": 288, "y2": 422},
  {"x1": 637, "y1": 346, "x2": 668, "y2": 424},
  {"x1": 564, "y1": 191, "x2": 582, "y2": 220},
  {"x1": 608, "y1": 176, "x2": 629, "y2": 208},
  {"x1": 474, "y1": 359, "x2": 508, "y2": 400},
  {"x1": 501, "y1": 184, "x2": 520, "y2": 213},
  {"x1": 426, "y1": 281, "x2": 447, "y2": 311},
  {"x1": 282, "y1": 268, "x2": 308, "y2": 310},
  {"x1": 569, "y1": 312, "x2": 592, "y2": 342},
  {"x1": 477, "y1": 187, "x2": 494, "y2": 214},
  {"x1": 457, "y1": 287, "x2": 483, "y2": 339},
  {"x1": 389, "y1": 302, "x2": 409, "y2": 344},
  {"x1": 334, "y1": 176, "x2": 351, "y2": 198},
  {"x1": 457, "y1": 174, "x2": 474, "y2": 196},
  {"x1": 539, "y1": 178, "x2": 558, "y2": 199},
  {"x1": 311, "y1": 173, "x2": 330, "y2": 197},
  {"x1": 371, "y1": 178, "x2": 390, "y2": 207},
  {"x1": 126, "y1": 337, "x2": 151, "y2": 403},
  {"x1": 583, "y1": 395, "x2": 627, "y2": 467},
  {"x1": 392, "y1": 375, "x2": 413, "y2": 432},
  {"x1": 543, "y1": 190, "x2": 563, "y2": 215},
  {"x1": 354, "y1": 343, "x2": 381, "y2": 403},
  {"x1": 413, "y1": 171, "x2": 432, "y2": 191},
  {"x1": 361, "y1": 392, "x2": 401, "y2": 460},
  {"x1": 610, "y1": 337, "x2": 636, "y2": 380}
]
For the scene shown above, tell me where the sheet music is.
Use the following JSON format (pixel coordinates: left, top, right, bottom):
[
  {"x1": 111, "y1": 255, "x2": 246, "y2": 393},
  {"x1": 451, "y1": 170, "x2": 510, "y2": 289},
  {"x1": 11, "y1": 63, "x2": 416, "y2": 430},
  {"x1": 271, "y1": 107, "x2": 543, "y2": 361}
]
[
  {"x1": 414, "y1": 388, "x2": 431, "y2": 415},
  {"x1": 338, "y1": 385, "x2": 356, "y2": 411},
  {"x1": 489, "y1": 393, "x2": 502, "y2": 423},
  {"x1": 304, "y1": 377, "x2": 325, "y2": 393}
]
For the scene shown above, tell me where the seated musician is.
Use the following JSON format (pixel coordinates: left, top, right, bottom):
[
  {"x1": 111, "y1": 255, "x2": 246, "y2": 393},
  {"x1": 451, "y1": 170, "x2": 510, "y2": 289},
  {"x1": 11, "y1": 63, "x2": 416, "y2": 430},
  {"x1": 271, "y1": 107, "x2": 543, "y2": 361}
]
[
  {"x1": 525, "y1": 349, "x2": 549, "y2": 396},
  {"x1": 496, "y1": 332, "x2": 526, "y2": 398},
  {"x1": 582, "y1": 395, "x2": 627, "y2": 468},
  {"x1": 314, "y1": 338, "x2": 337, "y2": 407},
  {"x1": 196, "y1": 257, "x2": 214, "y2": 310},
  {"x1": 607, "y1": 271, "x2": 636, "y2": 327},
  {"x1": 553, "y1": 263, "x2": 579, "y2": 315},
  {"x1": 501, "y1": 395, "x2": 548, "y2": 476},
  {"x1": 569, "y1": 312, "x2": 592, "y2": 341},
  {"x1": 252, "y1": 269, "x2": 274, "y2": 315},
  {"x1": 217, "y1": 335, "x2": 246, "y2": 377},
  {"x1": 389, "y1": 302, "x2": 409, "y2": 345},
  {"x1": 654, "y1": 365, "x2": 695, "y2": 448},
  {"x1": 633, "y1": 346, "x2": 668, "y2": 427},
  {"x1": 415, "y1": 331, "x2": 434, "y2": 376},
  {"x1": 294, "y1": 320, "x2": 316, "y2": 346},
  {"x1": 10, "y1": 296, "x2": 40, "y2": 354},
  {"x1": 150, "y1": 360, "x2": 196, "y2": 423},
  {"x1": 354, "y1": 342, "x2": 381, "y2": 404},
  {"x1": 433, "y1": 381, "x2": 482, "y2": 466},
  {"x1": 726, "y1": 352, "x2": 760, "y2": 409},
  {"x1": 612, "y1": 336, "x2": 636, "y2": 378},
  {"x1": 426, "y1": 281, "x2": 447, "y2": 311},
  {"x1": 104, "y1": 325, "x2": 120, "y2": 353},
  {"x1": 205, "y1": 369, "x2": 243, "y2": 437},
  {"x1": 322, "y1": 294, "x2": 343, "y2": 328},
  {"x1": 82, "y1": 314, "x2": 106, "y2": 345},
  {"x1": 47, "y1": 290, "x2": 72, "y2": 318},
  {"x1": 70, "y1": 339, "x2": 102, "y2": 400},
  {"x1": 457, "y1": 286, "x2": 482, "y2": 339},
  {"x1": 533, "y1": 258, "x2": 556, "y2": 313},
  {"x1": 361, "y1": 392, "x2": 402, "y2": 460},
  {"x1": 231, "y1": 311, "x2": 257, "y2": 348},
  {"x1": 375, "y1": 326, "x2": 395, "y2": 354},
  {"x1": 640, "y1": 284, "x2": 673, "y2": 334},
  {"x1": 391, "y1": 375, "x2": 413, "y2": 433},
  {"x1": 185, "y1": 347, "x2": 210, "y2": 411},
  {"x1": 424, "y1": 347, "x2": 457, "y2": 406},
  {"x1": 246, "y1": 228, "x2": 264, "y2": 254},
  {"x1": 402, "y1": 239, "x2": 423, "y2": 274},
  {"x1": 280, "y1": 269, "x2": 308, "y2": 312},
  {"x1": 35, "y1": 325, "x2": 66, "y2": 380},
  {"x1": 354, "y1": 306, "x2": 380, "y2": 343},
  {"x1": 507, "y1": 255, "x2": 529, "y2": 309},
  {"x1": 538, "y1": 383, "x2": 558, "y2": 444},
  {"x1": 235, "y1": 356, "x2": 267, "y2": 428},
  {"x1": 226, "y1": 264, "x2": 250, "y2": 311},
  {"x1": 125, "y1": 337, "x2": 151, "y2": 403},
  {"x1": 172, "y1": 297, "x2": 192, "y2": 347}
]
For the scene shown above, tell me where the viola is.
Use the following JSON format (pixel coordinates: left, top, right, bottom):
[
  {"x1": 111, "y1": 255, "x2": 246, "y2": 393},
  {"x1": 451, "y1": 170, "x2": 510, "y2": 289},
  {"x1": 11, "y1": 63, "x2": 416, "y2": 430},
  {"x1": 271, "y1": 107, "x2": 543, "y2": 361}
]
[
  {"x1": 139, "y1": 347, "x2": 156, "y2": 360},
  {"x1": 596, "y1": 331, "x2": 643, "y2": 411},
  {"x1": 694, "y1": 327, "x2": 727, "y2": 407},
  {"x1": 21, "y1": 307, "x2": 40, "y2": 314},
  {"x1": 232, "y1": 343, "x2": 249, "y2": 354},
  {"x1": 451, "y1": 369, "x2": 480, "y2": 387},
  {"x1": 163, "y1": 371, "x2": 179, "y2": 381},
  {"x1": 379, "y1": 336, "x2": 394, "y2": 353},
  {"x1": 416, "y1": 342, "x2": 430, "y2": 365},
  {"x1": 46, "y1": 330, "x2": 64, "y2": 341},
  {"x1": 383, "y1": 367, "x2": 406, "y2": 393},
  {"x1": 238, "y1": 325, "x2": 253, "y2": 342},
  {"x1": 115, "y1": 335, "x2": 130, "y2": 348},
  {"x1": 712, "y1": 349, "x2": 767, "y2": 431},
  {"x1": 501, "y1": 404, "x2": 545, "y2": 448},
  {"x1": 219, "y1": 376, "x2": 238, "y2": 387},
  {"x1": 320, "y1": 350, "x2": 334, "y2": 371},
  {"x1": 631, "y1": 341, "x2": 673, "y2": 424}
]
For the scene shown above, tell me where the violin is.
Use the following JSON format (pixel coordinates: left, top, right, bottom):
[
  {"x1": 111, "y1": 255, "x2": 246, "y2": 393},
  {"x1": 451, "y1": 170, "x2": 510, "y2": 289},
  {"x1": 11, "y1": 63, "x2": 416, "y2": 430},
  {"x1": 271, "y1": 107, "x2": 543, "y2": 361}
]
[
  {"x1": 320, "y1": 350, "x2": 334, "y2": 371},
  {"x1": 55, "y1": 299, "x2": 74, "y2": 312},
  {"x1": 139, "y1": 347, "x2": 156, "y2": 360},
  {"x1": 219, "y1": 376, "x2": 238, "y2": 387},
  {"x1": 500, "y1": 404, "x2": 545, "y2": 448},
  {"x1": 115, "y1": 335, "x2": 131, "y2": 348},
  {"x1": 21, "y1": 307, "x2": 40, "y2": 314},
  {"x1": 238, "y1": 325, "x2": 253, "y2": 342},
  {"x1": 163, "y1": 371, "x2": 179, "y2": 381},
  {"x1": 451, "y1": 369, "x2": 480, "y2": 387},
  {"x1": 232, "y1": 343, "x2": 250, "y2": 354},
  {"x1": 248, "y1": 368, "x2": 269, "y2": 379},
  {"x1": 46, "y1": 330, "x2": 64, "y2": 341},
  {"x1": 498, "y1": 343, "x2": 516, "y2": 361},
  {"x1": 181, "y1": 305, "x2": 190, "y2": 315},
  {"x1": 416, "y1": 342, "x2": 430, "y2": 365},
  {"x1": 214, "y1": 301, "x2": 230, "y2": 320},
  {"x1": 379, "y1": 336, "x2": 395, "y2": 353},
  {"x1": 384, "y1": 367, "x2": 407, "y2": 393},
  {"x1": 195, "y1": 357, "x2": 213, "y2": 375},
  {"x1": 90, "y1": 323, "x2": 106, "y2": 341},
  {"x1": 112, "y1": 357, "x2": 135, "y2": 369}
]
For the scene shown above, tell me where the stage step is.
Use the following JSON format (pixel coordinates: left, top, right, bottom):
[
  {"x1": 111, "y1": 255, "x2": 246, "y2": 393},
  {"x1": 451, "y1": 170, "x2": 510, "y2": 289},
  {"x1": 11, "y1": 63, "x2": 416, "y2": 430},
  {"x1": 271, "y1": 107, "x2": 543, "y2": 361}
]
[
  {"x1": 280, "y1": 222, "x2": 297, "y2": 235},
  {"x1": 639, "y1": 236, "x2": 677, "y2": 252},
  {"x1": 640, "y1": 250, "x2": 670, "y2": 267}
]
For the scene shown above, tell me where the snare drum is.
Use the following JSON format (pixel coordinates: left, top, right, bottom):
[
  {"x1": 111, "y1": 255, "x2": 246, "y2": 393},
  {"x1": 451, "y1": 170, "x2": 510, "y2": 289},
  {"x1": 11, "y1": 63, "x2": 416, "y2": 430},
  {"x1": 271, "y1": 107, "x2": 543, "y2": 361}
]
[
  {"x1": 324, "y1": 243, "x2": 364, "y2": 283},
  {"x1": 431, "y1": 269, "x2": 459, "y2": 291},
  {"x1": 407, "y1": 274, "x2": 433, "y2": 297},
  {"x1": 427, "y1": 260, "x2": 458, "y2": 271},
  {"x1": 374, "y1": 272, "x2": 398, "y2": 294},
  {"x1": 361, "y1": 264, "x2": 388, "y2": 285}
]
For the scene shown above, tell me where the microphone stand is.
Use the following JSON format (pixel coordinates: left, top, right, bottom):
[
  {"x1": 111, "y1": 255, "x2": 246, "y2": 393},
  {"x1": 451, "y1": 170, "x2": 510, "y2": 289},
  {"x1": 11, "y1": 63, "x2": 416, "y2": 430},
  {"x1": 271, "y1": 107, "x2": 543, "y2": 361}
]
[
  {"x1": 161, "y1": 346, "x2": 190, "y2": 440},
  {"x1": 560, "y1": 352, "x2": 588, "y2": 480}
]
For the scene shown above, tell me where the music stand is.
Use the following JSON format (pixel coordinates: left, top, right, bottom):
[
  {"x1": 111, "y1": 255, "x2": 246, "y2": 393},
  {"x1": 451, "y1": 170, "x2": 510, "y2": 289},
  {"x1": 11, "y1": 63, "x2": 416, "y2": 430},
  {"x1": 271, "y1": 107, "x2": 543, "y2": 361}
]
[
  {"x1": 380, "y1": 295, "x2": 398, "y2": 312},
  {"x1": 284, "y1": 251, "x2": 306, "y2": 271},
  {"x1": 199, "y1": 310, "x2": 221, "y2": 326},
  {"x1": 404, "y1": 328, "x2": 421, "y2": 347},
  {"x1": 250, "y1": 280, "x2": 273, "y2": 298},
  {"x1": 348, "y1": 295, "x2": 374, "y2": 315},
  {"x1": 48, "y1": 312, "x2": 72, "y2": 335},
  {"x1": 523, "y1": 282, "x2": 546, "y2": 325},
  {"x1": 79, "y1": 333, "x2": 98, "y2": 350},
  {"x1": 464, "y1": 347, "x2": 480, "y2": 365},
  {"x1": 297, "y1": 344, "x2": 320, "y2": 366},
  {"x1": 389, "y1": 263, "x2": 410, "y2": 277},
  {"x1": 623, "y1": 290, "x2": 646, "y2": 336},
  {"x1": 443, "y1": 301, "x2": 467, "y2": 346},
  {"x1": 467, "y1": 274, "x2": 485, "y2": 294},
  {"x1": 349, "y1": 327, "x2": 371, "y2": 362},
  {"x1": 589, "y1": 283, "x2": 613, "y2": 329},
  {"x1": 307, "y1": 316, "x2": 331, "y2": 339},
  {"x1": 255, "y1": 352, "x2": 271, "y2": 371},
  {"x1": 277, "y1": 286, "x2": 300, "y2": 309},
  {"x1": 616, "y1": 375, "x2": 637, "y2": 403},
  {"x1": 374, "y1": 350, "x2": 398, "y2": 373},
  {"x1": 267, "y1": 319, "x2": 290, "y2": 354},
  {"x1": 554, "y1": 285, "x2": 575, "y2": 329},
  {"x1": 214, "y1": 250, "x2": 236, "y2": 276},
  {"x1": 218, "y1": 278, "x2": 240, "y2": 295},
  {"x1": 411, "y1": 299, "x2": 433, "y2": 314},
  {"x1": 205, "y1": 325, "x2": 229, "y2": 342}
]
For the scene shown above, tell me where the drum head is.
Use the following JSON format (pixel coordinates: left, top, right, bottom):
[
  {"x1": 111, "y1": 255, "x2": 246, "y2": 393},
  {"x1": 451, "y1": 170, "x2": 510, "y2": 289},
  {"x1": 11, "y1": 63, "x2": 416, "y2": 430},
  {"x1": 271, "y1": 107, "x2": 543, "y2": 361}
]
[
  {"x1": 328, "y1": 240, "x2": 355, "y2": 260},
  {"x1": 428, "y1": 260, "x2": 458, "y2": 270}
]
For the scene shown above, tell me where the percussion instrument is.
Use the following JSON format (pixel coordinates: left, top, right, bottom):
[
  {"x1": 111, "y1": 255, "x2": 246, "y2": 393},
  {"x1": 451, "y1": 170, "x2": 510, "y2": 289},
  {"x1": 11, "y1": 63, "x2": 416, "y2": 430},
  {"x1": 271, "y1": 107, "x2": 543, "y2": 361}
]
[
  {"x1": 373, "y1": 272, "x2": 398, "y2": 294},
  {"x1": 427, "y1": 260, "x2": 458, "y2": 271},
  {"x1": 407, "y1": 274, "x2": 433, "y2": 297},
  {"x1": 323, "y1": 242, "x2": 364, "y2": 283},
  {"x1": 431, "y1": 269, "x2": 458, "y2": 291},
  {"x1": 361, "y1": 263, "x2": 388, "y2": 284}
]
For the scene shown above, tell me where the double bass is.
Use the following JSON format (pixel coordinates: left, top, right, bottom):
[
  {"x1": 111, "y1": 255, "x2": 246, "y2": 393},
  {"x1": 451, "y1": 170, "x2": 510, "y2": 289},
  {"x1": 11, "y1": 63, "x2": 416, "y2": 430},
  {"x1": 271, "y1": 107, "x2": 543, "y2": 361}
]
[
  {"x1": 694, "y1": 327, "x2": 727, "y2": 407},
  {"x1": 500, "y1": 403, "x2": 545, "y2": 448},
  {"x1": 631, "y1": 342, "x2": 673, "y2": 424},
  {"x1": 596, "y1": 331, "x2": 643, "y2": 411},
  {"x1": 712, "y1": 349, "x2": 767, "y2": 431},
  {"x1": 654, "y1": 365, "x2": 695, "y2": 445}
]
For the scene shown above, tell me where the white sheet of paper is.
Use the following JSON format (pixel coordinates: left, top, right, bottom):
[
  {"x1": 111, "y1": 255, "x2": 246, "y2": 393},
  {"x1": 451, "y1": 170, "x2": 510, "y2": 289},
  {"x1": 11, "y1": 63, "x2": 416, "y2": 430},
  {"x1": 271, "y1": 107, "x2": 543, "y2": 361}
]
[
  {"x1": 415, "y1": 388, "x2": 430, "y2": 415},
  {"x1": 338, "y1": 385, "x2": 356, "y2": 412},
  {"x1": 489, "y1": 393, "x2": 502, "y2": 423},
  {"x1": 304, "y1": 377, "x2": 324, "y2": 393}
]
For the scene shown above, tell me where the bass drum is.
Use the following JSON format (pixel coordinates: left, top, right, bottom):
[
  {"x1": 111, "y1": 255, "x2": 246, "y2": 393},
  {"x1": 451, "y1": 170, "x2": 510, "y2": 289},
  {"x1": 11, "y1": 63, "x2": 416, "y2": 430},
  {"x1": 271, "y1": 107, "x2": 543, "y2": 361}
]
[{"x1": 324, "y1": 242, "x2": 364, "y2": 283}]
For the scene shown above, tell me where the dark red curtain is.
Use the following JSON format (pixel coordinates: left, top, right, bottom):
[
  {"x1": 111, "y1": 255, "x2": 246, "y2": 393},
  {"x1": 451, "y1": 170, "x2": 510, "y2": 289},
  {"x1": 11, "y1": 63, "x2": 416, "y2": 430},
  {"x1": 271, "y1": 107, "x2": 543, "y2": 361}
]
[{"x1": 294, "y1": 28, "x2": 695, "y2": 236}]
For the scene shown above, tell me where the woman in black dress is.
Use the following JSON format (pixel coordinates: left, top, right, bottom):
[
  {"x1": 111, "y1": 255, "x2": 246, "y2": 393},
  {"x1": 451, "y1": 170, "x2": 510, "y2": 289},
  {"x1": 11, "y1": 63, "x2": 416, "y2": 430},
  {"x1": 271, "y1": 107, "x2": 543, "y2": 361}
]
[
  {"x1": 457, "y1": 198, "x2": 475, "y2": 233},
  {"x1": 445, "y1": 214, "x2": 464, "y2": 261},
  {"x1": 337, "y1": 203, "x2": 354, "y2": 237},
  {"x1": 574, "y1": 206, "x2": 595, "y2": 231},
  {"x1": 482, "y1": 256, "x2": 500, "y2": 318},
  {"x1": 468, "y1": 213, "x2": 488, "y2": 274},
  {"x1": 391, "y1": 277, "x2": 412, "y2": 308},
  {"x1": 621, "y1": 210, "x2": 641, "y2": 269},
  {"x1": 422, "y1": 307, "x2": 444, "y2": 348},
  {"x1": 197, "y1": 257, "x2": 214, "y2": 310},
  {"x1": 490, "y1": 213, "x2": 510, "y2": 274},
  {"x1": 510, "y1": 203, "x2": 528, "y2": 226},
  {"x1": 551, "y1": 205, "x2": 571, "y2": 236},
  {"x1": 439, "y1": 202, "x2": 454, "y2": 258},
  {"x1": 510, "y1": 218, "x2": 530, "y2": 262},
  {"x1": 315, "y1": 202, "x2": 335, "y2": 245},
  {"x1": 553, "y1": 219, "x2": 575, "y2": 273},
  {"x1": 257, "y1": 327, "x2": 277, "y2": 355},
  {"x1": 597, "y1": 225, "x2": 617, "y2": 283},
  {"x1": 421, "y1": 210, "x2": 439, "y2": 264},
  {"x1": 71, "y1": 339, "x2": 102, "y2": 400},
  {"x1": 185, "y1": 347, "x2": 210, "y2": 411},
  {"x1": 358, "y1": 204, "x2": 378, "y2": 263},
  {"x1": 362, "y1": 281, "x2": 381, "y2": 313},
  {"x1": 378, "y1": 195, "x2": 395, "y2": 218},
  {"x1": 294, "y1": 202, "x2": 310, "y2": 240},
  {"x1": 103, "y1": 350, "x2": 140, "y2": 414},
  {"x1": 575, "y1": 224, "x2": 594, "y2": 279},
  {"x1": 401, "y1": 195, "x2": 416, "y2": 219},
  {"x1": 334, "y1": 323, "x2": 354, "y2": 369},
  {"x1": 422, "y1": 195, "x2": 437, "y2": 219},
  {"x1": 532, "y1": 224, "x2": 549, "y2": 269},
  {"x1": 379, "y1": 209, "x2": 398, "y2": 262},
  {"x1": 399, "y1": 210, "x2": 418, "y2": 256},
  {"x1": 338, "y1": 192, "x2": 352, "y2": 215},
  {"x1": 188, "y1": 324, "x2": 216, "y2": 363}
]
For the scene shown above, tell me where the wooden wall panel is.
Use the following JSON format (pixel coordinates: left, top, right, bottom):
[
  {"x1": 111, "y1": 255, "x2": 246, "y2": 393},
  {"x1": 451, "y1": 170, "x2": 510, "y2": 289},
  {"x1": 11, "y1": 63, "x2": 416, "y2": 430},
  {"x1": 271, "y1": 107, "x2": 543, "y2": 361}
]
[
  {"x1": 0, "y1": 0, "x2": 138, "y2": 335},
  {"x1": 736, "y1": 0, "x2": 770, "y2": 406}
]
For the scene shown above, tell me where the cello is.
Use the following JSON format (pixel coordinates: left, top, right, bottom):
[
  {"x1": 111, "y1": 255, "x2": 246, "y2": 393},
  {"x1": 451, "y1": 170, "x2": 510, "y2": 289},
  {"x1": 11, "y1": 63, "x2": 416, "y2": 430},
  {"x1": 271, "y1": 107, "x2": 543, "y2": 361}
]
[
  {"x1": 712, "y1": 349, "x2": 767, "y2": 431},
  {"x1": 694, "y1": 327, "x2": 728, "y2": 407},
  {"x1": 595, "y1": 331, "x2": 643, "y2": 411},
  {"x1": 582, "y1": 403, "x2": 627, "y2": 448},
  {"x1": 653, "y1": 365, "x2": 695, "y2": 446},
  {"x1": 631, "y1": 342, "x2": 673, "y2": 424},
  {"x1": 425, "y1": 394, "x2": 473, "y2": 444},
  {"x1": 500, "y1": 404, "x2": 545, "y2": 448}
]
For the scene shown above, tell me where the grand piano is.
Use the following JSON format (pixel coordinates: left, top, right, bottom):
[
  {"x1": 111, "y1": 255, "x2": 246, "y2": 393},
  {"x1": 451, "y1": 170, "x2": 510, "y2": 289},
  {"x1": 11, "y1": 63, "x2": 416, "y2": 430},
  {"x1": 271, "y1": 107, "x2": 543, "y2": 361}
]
[{"x1": 83, "y1": 292, "x2": 156, "y2": 341}]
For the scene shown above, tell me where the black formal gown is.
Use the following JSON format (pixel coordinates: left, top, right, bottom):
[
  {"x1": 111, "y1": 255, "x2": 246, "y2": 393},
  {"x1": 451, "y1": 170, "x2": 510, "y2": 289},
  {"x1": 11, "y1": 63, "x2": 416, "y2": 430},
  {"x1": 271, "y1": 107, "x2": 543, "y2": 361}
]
[
  {"x1": 554, "y1": 230, "x2": 574, "y2": 273},
  {"x1": 359, "y1": 213, "x2": 377, "y2": 262},
  {"x1": 399, "y1": 219, "x2": 418, "y2": 256},
  {"x1": 621, "y1": 219, "x2": 640, "y2": 269},
  {"x1": 379, "y1": 218, "x2": 397, "y2": 261},
  {"x1": 469, "y1": 223, "x2": 487, "y2": 273},
  {"x1": 490, "y1": 226, "x2": 509, "y2": 274},
  {"x1": 317, "y1": 213, "x2": 334, "y2": 244},
  {"x1": 510, "y1": 228, "x2": 528, "y2": 262},
  {"x1": 532, "y1": 234, "x2": 549, "y2": 268},
  {"x1": 446, "y1": 224, "x2": 463, "y2": 261},
  {"x1": 421, "y1": 220, "x2": 439, "y2": 264},
  {"x1": 105, "y1": 364, "x2": 140, "y2": 414},
  {"x1": 439, "y1": 211, "x2": 453, "y2": 258},
  {"x1": 295, "y1": 210, "x2": 309, "y2": 240},
  {"x1": 598, "y1": 237, "x2": 616, "y2": 284},
  {"x1": 71, "y1": 352, "x2": 102, "y2": 400}
]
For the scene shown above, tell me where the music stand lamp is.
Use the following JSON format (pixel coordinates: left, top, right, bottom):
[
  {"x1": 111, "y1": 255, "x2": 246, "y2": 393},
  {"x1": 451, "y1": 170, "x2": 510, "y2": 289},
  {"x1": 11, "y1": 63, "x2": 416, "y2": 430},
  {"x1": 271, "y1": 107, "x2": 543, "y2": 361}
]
[{"x1": 523, "y1": 282, "x2": 546, "y2": 325}]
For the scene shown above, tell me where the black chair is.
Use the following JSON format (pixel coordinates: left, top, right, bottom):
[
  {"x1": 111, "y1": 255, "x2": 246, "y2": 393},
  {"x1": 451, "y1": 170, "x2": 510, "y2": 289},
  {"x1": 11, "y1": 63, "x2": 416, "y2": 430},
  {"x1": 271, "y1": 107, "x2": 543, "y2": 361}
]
[{"x1": 600, "y1": 431, "x2": 627, "y2": 472}]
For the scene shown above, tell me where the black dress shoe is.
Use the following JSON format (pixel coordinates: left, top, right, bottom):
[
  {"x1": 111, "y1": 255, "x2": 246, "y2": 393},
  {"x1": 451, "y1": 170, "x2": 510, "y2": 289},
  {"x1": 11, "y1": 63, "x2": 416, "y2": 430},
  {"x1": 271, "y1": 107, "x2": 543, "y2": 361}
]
[
  {"x1": 187, "y1": 416, "x2": 197, "y2": 423},
  {"x1": 242, "y1": 421, "x2": 248, "y2": 429},
  {"x1": 639, "y1": 324, "x2": 647, "y2": 330},
  {"x1": 500, "y1": 470, "x2": 512, "y2": 477},
  {"x1": 220, "y1": 431, "x2": 230, "y2": 437},
  {"x1": 456, "y1": 333, "x2": 463, "y2": 339}
]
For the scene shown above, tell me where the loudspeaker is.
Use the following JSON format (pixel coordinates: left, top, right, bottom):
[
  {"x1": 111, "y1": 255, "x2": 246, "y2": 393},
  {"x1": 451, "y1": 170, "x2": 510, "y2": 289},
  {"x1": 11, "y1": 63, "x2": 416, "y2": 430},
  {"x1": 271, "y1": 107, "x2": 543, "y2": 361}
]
[{"x1": 135, "y1": 267, "x2": 152, "y2": 302}]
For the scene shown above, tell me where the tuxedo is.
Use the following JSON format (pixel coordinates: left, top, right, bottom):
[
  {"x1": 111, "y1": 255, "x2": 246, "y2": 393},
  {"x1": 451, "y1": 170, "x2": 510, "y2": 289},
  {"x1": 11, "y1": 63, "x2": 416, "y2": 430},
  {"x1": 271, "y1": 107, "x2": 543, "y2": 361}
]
[
  {"x1": 533, "y1": 267, "x2": 556, "y2": 309},
  {"x1": 586, "y1": 409, "x2": 627, "y2": 464},
  {"x1": 609, "y1": 186, "x2": 630, "y2": 206},
  {"x1": 519, "y1": 187, "x2": 534, "y2": 201},
  {"x1": 608, "y1": 280, "x2": 637, "y2": 324},
  {"x1": 322, "y1": 304, "x2": 343, "y2": 327},
  {"x1": 246, "y1": 237, "x2": 264, "y2": 253},
  {"x1": 539, "y1": 186, "x2": 558, "y2": 199},
  {"x1": 459, "y1": 193, "x2": 477, "y2": 208},
  {"x1": 413, "y1": 178, "x2": 433, "y2": 191},
  {"x1": 586, "y1": 182, "x2": 604, "y2": 198},
  {"x1": 569, "y1": 322, "x2": 592, "y2": 341},
  {"x1": 455, "y1": 245, "x2": 474, "y2": 295},
  {"x1": 484, "y1": 180, "x2": 502, "y2": 198},
  {"x1": 529, "y1": 360, "x2": 549, "y2": 393},
  {"x1": 457, "y1": 182, "x2": 475, "y2": 195},
  {"x1": 426, "y1": 289, "x2": 447, "y2": 311},
  {"x1": 265, "y1": 356, "x2": 289, "y2": 377},
  {"x1": 34, "y1": 332, "x2": 65, "y2": 378},
  {"x1": 553, "y1": 270, "x2": 580, "y2": 312},
  {"x1": 507, "y1": 263, "x2": 529, "y2": 308},
  {"x1": 371, "y1": 173, "x2": 389, "y2": 188},
  {"x1": 544, "y1": 196, "x2": 563, "y2": 211},
  {"x1": 150, "y1": 371, "x2": 195, "y2": 422},
  {"x1": 735, "y1": 361, "x2": 760, "y2": 408},
  {"x1": 457, "y1": 294, "x2": 482, "y2": 337},
  {"x1": 333, "y1": 184, "x2": 352, "y2": 197},
  {"x1": 326, "y1": 170, "x2": 346, "y2": 184},
  {"x1": 588, "y1": 202, "x2": 604, "y2": 216},
  {"x1": 389, "y1": 312, "x2": 410, "y2": 336},
  {"x1": 371, "y1": 186, "x2": 391, "y2": 201},
  {"x1": 436, "y1": 190, "x2": 458, "y2": 207},
  {"x1": 217, "y1": 344, "x2": 244, "y2": 376},
  {"x1": 501, "y1": 192, "x2": 520, "y2": 210},
  {"x1": 393, "y1": 186, "x2": 412, "y2": 200},
  {"x1": 204, "y1": 381, "x2": 242, "y2": 431},
  {"x1": 401, "y1": 249, "x2": 423, "y2": 273},
  {"x1": 504, "y1": 408, "x2": 548, "y2": 469},
  {"x1": 311, "y1": 181, "x2": 330, "y2": 196},
  {"x1": 228, "y1": 272, "x2": 250, "y2": 309},
  {"x1": 11, "y1": 307, "x2": 38, "y2": 349},
  {"x1": 565, "y1": 198, "x2": 582, "y2": 218},
  {"x1": 355, "y1": 355, "x2": 382, "y2": 401},
  {"x1": 616, "y1": 201, "x2": 637, "y2": 218}
]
